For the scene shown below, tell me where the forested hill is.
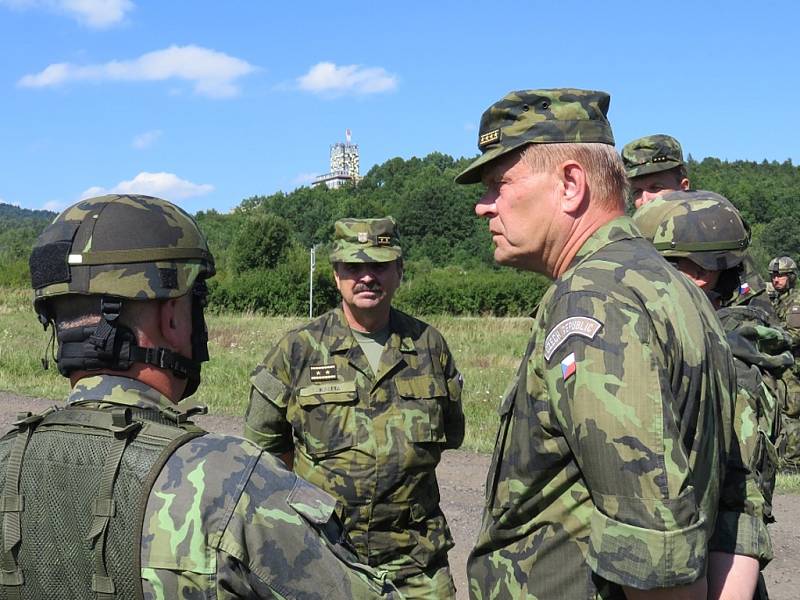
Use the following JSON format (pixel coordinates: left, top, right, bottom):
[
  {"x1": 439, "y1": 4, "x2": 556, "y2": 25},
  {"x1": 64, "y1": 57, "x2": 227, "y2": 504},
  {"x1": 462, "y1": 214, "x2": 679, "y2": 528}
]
[{"x1": 2, "y1": 154, "x2": 799, "y2": 315}]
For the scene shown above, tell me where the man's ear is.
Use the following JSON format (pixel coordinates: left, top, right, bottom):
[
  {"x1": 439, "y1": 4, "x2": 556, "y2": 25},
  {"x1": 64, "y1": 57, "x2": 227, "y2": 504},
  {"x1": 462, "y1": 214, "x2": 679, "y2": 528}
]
[
  {"x1": 560, "y1": 161, "x2": 588, "y2": 216},
  {"x1": 158, "y1": 298, "x2": 182, "y2": 349},
  {"x1": 680, "y1": 177, "x2": 691, "y2": 191}
]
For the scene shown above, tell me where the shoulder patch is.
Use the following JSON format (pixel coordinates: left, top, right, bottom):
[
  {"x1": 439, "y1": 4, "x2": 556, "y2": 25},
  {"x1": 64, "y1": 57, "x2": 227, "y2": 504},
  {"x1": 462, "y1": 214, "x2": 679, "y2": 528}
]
[
  {"x1": 309, "y1": 364, "x2": 337, "y2": 382},
  {"x1": 544, "y1": 316, "x2": 603, "y2": 361}
]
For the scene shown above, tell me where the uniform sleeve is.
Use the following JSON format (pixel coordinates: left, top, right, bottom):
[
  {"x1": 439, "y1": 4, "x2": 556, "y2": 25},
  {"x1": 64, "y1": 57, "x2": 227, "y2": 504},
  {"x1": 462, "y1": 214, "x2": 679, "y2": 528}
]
[
  {"x1": 141, "y1": 437, "x2": 399, "y2": 599},
  {"x1": 244, "y1": 343, "x2": 294, "y2": 454},
  {"x1": 439, "y1": 335, "x2": 465, "y2": 450},
  {"x1": 216, "y1": 455, "x2": 400, "y2": 599},
  {"x1": 541, "y1": 291, "x2": 709, "y2": 589}
]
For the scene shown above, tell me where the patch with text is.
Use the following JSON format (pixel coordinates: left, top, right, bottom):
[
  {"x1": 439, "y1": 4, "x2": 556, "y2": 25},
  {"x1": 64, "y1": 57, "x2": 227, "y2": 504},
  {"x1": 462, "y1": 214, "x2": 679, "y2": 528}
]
[{"x1": 544, "y1": 316, "x2": 603, "y2": 361}]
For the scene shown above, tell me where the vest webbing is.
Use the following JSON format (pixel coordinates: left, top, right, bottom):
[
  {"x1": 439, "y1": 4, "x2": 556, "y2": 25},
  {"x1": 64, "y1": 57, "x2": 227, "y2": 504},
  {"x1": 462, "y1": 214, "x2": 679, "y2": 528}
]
[{"x1": 0, "y1": 404, "x2": 205, "y2": 600}]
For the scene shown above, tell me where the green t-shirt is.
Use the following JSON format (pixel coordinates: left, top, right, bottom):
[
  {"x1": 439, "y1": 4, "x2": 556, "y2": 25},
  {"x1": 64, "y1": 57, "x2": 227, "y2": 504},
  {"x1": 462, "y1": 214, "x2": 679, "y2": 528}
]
[{"x1": 352, "y1": 327, "x2": 390, "y2": 375}]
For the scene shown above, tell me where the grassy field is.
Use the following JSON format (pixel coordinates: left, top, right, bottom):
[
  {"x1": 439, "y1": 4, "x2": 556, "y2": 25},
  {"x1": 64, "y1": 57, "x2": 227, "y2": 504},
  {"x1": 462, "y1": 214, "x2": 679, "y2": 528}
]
[
  {"x1": 0, "y1": 287, "x2": 528, "y2": 453},
  {"x1": 2, "y1": 285, "x2": 799, "y2": 493}
]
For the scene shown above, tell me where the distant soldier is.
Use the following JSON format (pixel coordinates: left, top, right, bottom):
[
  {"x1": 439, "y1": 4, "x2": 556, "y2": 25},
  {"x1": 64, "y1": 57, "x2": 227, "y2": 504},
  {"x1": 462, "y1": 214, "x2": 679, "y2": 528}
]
[
  {"x1": 769, "y1": 255, "x2": 800, "y2": 469},
  {"x1": 623, "y1": 134, "x2": 774, "y2": 314},
  {"x1": 634, "y1": 192, "x2": 791, "y2": 600},
  {"x1": 621, "y1": 134, "x2": 690, "y2": 208},
  {"x1": 456, "y1": 89, "x2": 736, "y2": 599},
  {"x1": 245, "y1": 217, "x2": 465, "y2": 599},
  {"x1": 0, "y1": 194, "x2": 397, "y2": 599}
]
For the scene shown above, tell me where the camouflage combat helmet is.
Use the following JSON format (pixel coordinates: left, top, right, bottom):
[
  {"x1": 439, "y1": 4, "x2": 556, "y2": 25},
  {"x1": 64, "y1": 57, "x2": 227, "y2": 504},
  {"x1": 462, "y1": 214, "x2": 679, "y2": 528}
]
[
  {"x1": 621, "y1": 134, "x2": 685, "y2": 179},
  {"x1": 31, "y1": 194, "x2": 215, "y2": 309},
  {"x1": 768, "y1": 256, "x2": 797, "y2": 275},
  {"x1": 455, "y1": 88, "x2": 615, "y2": 184},
  {"x1": 329, "y1": 217, "x2": 402, "y2": 263},
  {"x1": 29, "y1": 194, "x2": 216, "y2": 398},
  {"x1": 632, "y1": 190, "x2": 749, "y2": 271}
]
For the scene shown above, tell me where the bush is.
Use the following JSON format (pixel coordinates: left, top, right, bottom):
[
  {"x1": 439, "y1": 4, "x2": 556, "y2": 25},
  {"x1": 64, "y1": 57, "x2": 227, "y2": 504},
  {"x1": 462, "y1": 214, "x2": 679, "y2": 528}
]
[
  {"x1": 395, "y1": 267, "x2": 549, "y2": 316},
  {"x1": 208, "y1": 247, "x2": 339, "y2": 316}
]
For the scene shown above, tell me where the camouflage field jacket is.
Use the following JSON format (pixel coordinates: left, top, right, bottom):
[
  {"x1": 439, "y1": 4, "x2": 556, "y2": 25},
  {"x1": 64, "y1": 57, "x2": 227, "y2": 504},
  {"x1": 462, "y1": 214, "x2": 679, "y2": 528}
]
[
  {"x1": 245, "y1": 307, "x2": 465, "y2": 579},
  {"x1": 468, "y1": 217, "x2": 738, "y2": 599},
  {"x1": 66, "y1": 376, "x2": 396, "y2": 599}
]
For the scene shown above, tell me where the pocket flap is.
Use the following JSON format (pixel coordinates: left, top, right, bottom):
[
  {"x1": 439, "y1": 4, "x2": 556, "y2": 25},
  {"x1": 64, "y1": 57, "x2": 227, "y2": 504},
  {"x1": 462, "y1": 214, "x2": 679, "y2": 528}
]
[
  {"x1": 297, "y1": 381, "x2": 357, "y2": 406},
  {"x1": 287, "y1": 477, "x2": 337, "y2": 525},
  {"x1": 396, "y1": 375, "x2": 447, "y2": 399}
]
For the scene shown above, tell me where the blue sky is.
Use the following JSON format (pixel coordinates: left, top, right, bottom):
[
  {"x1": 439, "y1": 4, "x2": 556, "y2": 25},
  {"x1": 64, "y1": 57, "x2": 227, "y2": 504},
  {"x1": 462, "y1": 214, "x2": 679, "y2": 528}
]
[{"x1": 1, "y1": 0, "x2": 797, "y2": 214}]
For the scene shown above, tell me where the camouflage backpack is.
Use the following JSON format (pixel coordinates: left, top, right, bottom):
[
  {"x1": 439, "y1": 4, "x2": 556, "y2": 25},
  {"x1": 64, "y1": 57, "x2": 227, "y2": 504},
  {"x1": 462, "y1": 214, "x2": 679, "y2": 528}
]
[{"x1": 0, "y1": 404, "x2": 205, "y2": 599}]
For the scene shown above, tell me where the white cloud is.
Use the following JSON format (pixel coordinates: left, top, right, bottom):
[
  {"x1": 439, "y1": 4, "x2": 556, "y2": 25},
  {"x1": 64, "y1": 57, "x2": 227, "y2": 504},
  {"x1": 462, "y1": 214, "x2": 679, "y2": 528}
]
[
  {"x1": 42, "y1": 199, "x2": 67, "y2": 211},
  {"x1": 80, "y1": 172, "x2": 214, "y2": 200},
  {"x1": 0, "y1": 0, "x2": 134, "y2": 29},
  {"x1": 297, "y1": 62, "x2": 397, "y2": 96},
  {"x1": 291, "y1": 172, "x2": 319, "y2": 187},
  {"x1": 19, "y1": 45, "x2": 257, "y2": 98},
  {"x1": 132, "y1": 129, "x2": 162, "y2": 149}
]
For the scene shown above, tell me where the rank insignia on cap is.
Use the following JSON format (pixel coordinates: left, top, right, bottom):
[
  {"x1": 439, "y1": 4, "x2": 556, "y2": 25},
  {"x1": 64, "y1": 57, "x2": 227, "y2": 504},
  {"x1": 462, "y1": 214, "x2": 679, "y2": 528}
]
[
  {"x1": 561, "y1": 353, "x2": 576, "y2": 380},
  {"x1": 479, "y1": 128, "x2": 500, "y2": 147},
  {"x1": 357, "y1": 232, "x2": 368, "y2": 243},
  {"x1": 309, "y1": 364, "x2": 338, "y2": 382},
  {"x1": 544, "y1": 316, "x2": 603, "y2": 361},
  {"x1": 739, "y1": 282, "x2": 751, "y2": 296},
  {"x1": 377, "y1": 235, "x2": 391, "y2": 246}
]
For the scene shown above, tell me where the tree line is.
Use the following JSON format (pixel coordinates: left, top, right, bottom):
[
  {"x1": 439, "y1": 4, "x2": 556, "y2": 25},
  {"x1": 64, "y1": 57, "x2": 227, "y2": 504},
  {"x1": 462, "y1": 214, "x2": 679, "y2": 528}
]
[{"x1": 2, "y1": 154, "x2": 799, "y2": 315}]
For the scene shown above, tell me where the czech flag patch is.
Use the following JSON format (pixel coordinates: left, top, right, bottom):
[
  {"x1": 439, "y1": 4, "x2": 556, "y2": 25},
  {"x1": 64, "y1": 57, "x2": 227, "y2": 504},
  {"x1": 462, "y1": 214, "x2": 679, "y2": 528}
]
[
  {"x1": 561, "y1": 352, "x2": 577, "y2": 381},
  {"x1": 739, "y1": 282, "x2": 751, "y2": 296}
]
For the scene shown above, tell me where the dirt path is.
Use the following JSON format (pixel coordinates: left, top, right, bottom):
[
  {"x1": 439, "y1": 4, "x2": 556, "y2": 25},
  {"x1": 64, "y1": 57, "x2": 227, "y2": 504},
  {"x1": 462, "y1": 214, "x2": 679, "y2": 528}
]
[{"x1": 1, "y1": 393, "x2": 796, "y2": 599}]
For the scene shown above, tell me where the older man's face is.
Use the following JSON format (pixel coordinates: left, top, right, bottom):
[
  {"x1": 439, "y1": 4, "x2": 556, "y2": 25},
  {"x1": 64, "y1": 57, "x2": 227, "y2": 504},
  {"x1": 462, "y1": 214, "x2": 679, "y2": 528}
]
[
  {"x1": 474, "y1": 151, "x2": 560, "y2": 272},
  {"x1": 334, "y1": 260, "x2": 402, "y2": 316}
]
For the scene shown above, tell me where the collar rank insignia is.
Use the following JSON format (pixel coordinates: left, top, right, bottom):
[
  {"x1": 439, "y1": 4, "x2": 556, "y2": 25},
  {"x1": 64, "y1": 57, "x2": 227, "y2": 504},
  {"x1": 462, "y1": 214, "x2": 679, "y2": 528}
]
[
  {"x1": 377, "y1": 235, "x2": 391, "y2": 246},
  {"x1": 310, "y1": 364, "x2": 338, "y2": 382},
  {"x1": 561, "y1": 353, "x2": 576, "y2": 380},
  {"x1": 357, "y1": 232, "x2": 368, "y2": 243},
  {"x1": 544, "y1": 316, "x2": 603, "y2": 361},
  {"x1": 479, "y1": 128, "x2": 500, "y2": 148}
]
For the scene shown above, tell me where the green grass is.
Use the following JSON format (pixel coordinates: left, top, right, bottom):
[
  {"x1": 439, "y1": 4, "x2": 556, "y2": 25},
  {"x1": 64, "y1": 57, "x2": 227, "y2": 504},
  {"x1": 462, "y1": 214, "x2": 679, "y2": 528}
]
[
  {"x1": 776, "y1": 472, "x2": 800, "y2": 494},
  {"x1": 7, "y1": 284, "x2": 799, "y2": 484},
  {"x1": 1, "y1": 287, "x2": 528, "y2": 452}
]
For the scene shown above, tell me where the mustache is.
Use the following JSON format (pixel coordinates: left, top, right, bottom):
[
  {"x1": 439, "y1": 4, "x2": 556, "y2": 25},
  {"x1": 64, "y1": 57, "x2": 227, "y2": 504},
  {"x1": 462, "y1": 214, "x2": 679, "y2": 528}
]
[{"x1": 353, "y1": 283, "x2": 382, "y2": 293}]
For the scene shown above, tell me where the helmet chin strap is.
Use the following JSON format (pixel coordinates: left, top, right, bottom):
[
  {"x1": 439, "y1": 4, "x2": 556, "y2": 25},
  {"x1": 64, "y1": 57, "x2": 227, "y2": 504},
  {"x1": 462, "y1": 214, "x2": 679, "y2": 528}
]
[{"x1": 53, "y1": 291, "x2": 209, "y2": 400}]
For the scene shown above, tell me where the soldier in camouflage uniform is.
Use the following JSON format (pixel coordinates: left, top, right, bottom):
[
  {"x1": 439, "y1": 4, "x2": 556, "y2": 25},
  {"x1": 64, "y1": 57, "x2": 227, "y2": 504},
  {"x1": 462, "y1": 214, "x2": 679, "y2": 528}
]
[
  {"x1": 245, "y1": 217, "x2": 465, "y2": 599},
  {"x1": 455, "y1": 89, "x2": 737, "y2": 599},
  {"x1": 623, "y1": 135, "x2": 774, "y2": 314},
  {"x1": 769, "y1": 256, "x2": 800, "y2": 469},
  {"x1": 633, "y1": 192, "x2": 792, "y2": 599},
  {"x1": 0, "y1": 194, "x2": 397, "y2": 599},
  {"x1": 621, "y1": 134, "x2": 690, "y2": 208}
]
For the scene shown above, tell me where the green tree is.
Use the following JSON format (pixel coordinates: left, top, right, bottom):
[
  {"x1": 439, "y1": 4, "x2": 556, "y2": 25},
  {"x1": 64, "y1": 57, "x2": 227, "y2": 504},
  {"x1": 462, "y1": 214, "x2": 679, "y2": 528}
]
[{"x1": 231, "y1": 213, "x2": 295, "y2": 273}]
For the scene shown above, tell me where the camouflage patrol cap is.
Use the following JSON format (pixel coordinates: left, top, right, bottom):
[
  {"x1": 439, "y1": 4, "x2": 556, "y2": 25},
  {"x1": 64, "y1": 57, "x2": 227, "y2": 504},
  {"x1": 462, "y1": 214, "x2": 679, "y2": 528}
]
[
  {"x1": 632, "y1": 190, "x2": 749, "y2": 271},
  {"x1": 329, "y1": 217, "x2": 402, "y2": 263},
  {"x1": 622, "y1": 134, "x2": 685, "y2": 179},
  {"x1": 455, "y1": 88, "x2": 615, "y2": 184},
  {"x1": 30, "y1": 194, "x2": 215, "y2": 307},
  {"x1": 769, "y1": 256, "x2": 797, "y2": 274}
]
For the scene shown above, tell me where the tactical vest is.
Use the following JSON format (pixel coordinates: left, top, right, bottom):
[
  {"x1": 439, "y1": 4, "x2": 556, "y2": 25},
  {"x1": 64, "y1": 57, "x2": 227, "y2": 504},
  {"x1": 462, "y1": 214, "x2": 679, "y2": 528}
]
[
  {"x1": 719, "y1": 305, "x2": 791, "y2": 522},
  {"x1": 0, "y1": 403, "x2": 205, "y2": 600}
]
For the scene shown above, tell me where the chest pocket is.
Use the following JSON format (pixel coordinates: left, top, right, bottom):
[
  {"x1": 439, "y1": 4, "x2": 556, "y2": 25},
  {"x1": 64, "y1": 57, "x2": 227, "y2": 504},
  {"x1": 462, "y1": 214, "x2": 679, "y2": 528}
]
[
  {"x1": 395, "y1": 375, "x2": 447, "y2": 443},
  {"x1": 297, "y1": 381, "x2": 358, "y2": 457}
]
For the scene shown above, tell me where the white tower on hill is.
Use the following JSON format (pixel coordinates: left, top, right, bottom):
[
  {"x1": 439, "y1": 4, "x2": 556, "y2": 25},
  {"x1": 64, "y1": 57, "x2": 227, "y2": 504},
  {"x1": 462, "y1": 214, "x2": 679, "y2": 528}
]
[{"x1": 313, "y1": 129, "x2": 360, "y2": 189}]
